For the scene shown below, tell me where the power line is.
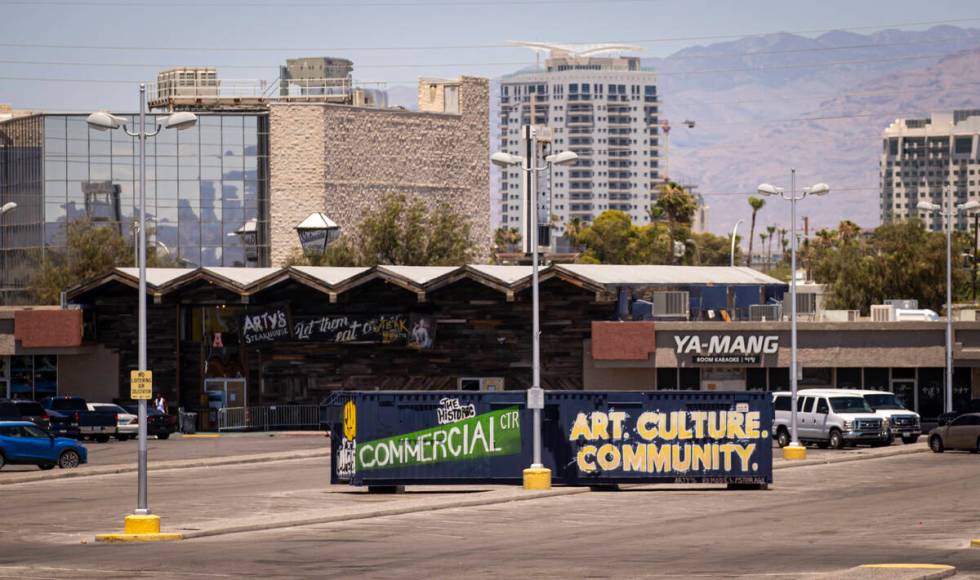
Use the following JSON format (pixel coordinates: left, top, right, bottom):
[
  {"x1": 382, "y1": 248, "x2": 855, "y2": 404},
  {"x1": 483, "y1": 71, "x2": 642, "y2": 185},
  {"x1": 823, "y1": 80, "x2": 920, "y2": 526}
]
[
  {"x1": 0, "y1": 17, "x2": 976, "y2": 52},
  {"x1": 0, "y1": 50, "x2": 965, "y2": 87},
  {"x1": 0, "y1": 0, "x2": 660, "y2": 6}
]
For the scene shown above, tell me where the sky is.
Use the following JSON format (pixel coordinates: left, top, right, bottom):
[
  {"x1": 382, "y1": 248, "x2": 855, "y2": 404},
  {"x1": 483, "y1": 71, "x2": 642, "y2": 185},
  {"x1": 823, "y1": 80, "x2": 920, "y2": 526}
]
[{"x1": 2, "y1": 0, "x2": 980, "y2": 112}]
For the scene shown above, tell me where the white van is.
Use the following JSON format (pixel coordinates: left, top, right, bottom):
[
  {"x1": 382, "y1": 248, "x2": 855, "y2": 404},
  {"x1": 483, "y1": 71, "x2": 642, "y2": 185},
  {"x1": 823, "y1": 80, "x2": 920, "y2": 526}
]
[
  {"x1": 842, "y1": 389, "x2": 921, "y2": 444},
  {"x1": 772, "y1": 390, "x2": 888, "y2": 449}
]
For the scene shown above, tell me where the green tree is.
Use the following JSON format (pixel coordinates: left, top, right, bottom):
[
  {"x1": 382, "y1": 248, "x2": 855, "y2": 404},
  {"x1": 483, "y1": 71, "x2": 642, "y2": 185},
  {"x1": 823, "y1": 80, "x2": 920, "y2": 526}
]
[
  {"x1": 30, "y1": 217, "x2": 177, "y2": 304},
  {"x1": 284, "y1": 237, "x2": 359, "y2": 267},
  {"x1": 686, "y1": 231, "x2": 739, "y2": 266},
  {"x1": 811, "y1": 219, "x2": 969, "y2": 314},
  {"x1": 766, "y1": 225, "x2": 776, "y2": 270},
  {"x1": 357, "y1": 194, "x2": 474, "y2": 266},
  {"x1": 576, "y1": 210, "x2": 637, "y2": 264},
  {"x1": 746, "y1": 196, "x2": 765, "y2": 267}
]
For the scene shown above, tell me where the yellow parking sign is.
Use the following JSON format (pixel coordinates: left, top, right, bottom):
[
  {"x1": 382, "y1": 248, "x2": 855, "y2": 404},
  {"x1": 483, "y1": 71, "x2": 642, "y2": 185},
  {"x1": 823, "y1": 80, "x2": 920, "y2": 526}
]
[{"x1": 130, "y1": 370, "x2": 153, "y2": 400}]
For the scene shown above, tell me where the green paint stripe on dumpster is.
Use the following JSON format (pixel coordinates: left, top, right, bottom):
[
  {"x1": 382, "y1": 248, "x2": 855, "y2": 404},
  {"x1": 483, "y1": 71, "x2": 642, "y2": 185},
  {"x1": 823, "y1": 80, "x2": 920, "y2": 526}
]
[{"x1": 356, "y1": 406, "x2": 521, "y2": 472}]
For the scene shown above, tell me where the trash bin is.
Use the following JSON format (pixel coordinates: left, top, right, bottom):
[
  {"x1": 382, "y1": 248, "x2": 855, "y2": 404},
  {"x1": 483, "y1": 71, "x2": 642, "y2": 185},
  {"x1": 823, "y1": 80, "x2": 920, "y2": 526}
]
[{"x1": 179, "y1": 411, "x2": 197, "y2": 434}]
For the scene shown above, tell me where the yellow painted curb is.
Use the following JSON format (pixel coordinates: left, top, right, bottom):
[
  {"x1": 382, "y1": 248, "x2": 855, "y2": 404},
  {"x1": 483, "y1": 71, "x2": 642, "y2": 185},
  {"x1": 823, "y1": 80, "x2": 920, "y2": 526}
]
[
  {"x1": 179, "y1": 434, "x2": 220, "y2": 439},
  {"x1": 860, "y1": 564, "x2": 955, "y2": 570},
  {"x1": 95, "y1": 514, "x2": 184, "y2": 542},
  {"x1": 971, "y1": 539, "x2": 980, "y2": 548},
  {"x1": 523, "y1": 467, "x2": 552, "y2": 490},
  {"x1": 782, "y1": 445, "x2": 807, "y2": 461},
  {"x1": 95, "y1": 532, "x2": 184, "y2": 543},
  {"x1": 124, "y1": 514, "x2": 160, "y2": 534}
]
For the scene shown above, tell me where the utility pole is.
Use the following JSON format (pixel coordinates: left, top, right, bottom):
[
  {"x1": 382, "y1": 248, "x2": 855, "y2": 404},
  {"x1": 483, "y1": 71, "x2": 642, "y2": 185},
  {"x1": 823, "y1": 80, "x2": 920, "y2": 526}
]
[{"x1": 973, "y1": 213, "x2": 978, "y2": 303}]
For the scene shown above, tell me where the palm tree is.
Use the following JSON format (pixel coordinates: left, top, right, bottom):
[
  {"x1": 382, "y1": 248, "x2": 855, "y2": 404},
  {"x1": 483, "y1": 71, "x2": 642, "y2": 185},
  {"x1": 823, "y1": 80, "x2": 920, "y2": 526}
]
[
  {"x1": 766, "y1": 225, "x2": 776, "y2": 270},
  {"x1": 778, "y1": 228, "x2": 788, "y2": 263},
  {"x1": 564, "y1": 217, "x2": 584, "y2": 251},
  {"x1": 759, "y1": 232, "x2": 769, "y2": 271},
  {"x1": 747, "y1": 196, "x2": 766, "y2": 267}
]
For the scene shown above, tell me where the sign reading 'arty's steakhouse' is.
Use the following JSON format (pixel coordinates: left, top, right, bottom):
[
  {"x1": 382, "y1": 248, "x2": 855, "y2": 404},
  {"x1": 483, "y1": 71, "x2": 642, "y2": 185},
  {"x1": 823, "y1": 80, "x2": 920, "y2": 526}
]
[{"x1": 674, "y1": 335, "x2": 779, "y2": 364}]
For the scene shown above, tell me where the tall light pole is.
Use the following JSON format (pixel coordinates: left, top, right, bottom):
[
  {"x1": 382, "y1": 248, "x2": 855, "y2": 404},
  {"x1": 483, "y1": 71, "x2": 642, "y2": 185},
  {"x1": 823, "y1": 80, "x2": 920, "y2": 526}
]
[
  {"x1": 758, "y1": 171, "x2": 829, "y2": 461},
  {"x1": 730, "y1": 219, "x2": 743, "y2": 267},
  {"x1": 89, "y1": 87, "x2": 196, "y2": 541},
  {"x1": 917, "y1": 195, "x2": 979, "y2": 415},
  {"x1": 492, "y1": 126, "x2": 577, "y2": 490},
  {"x1": 0, "y1": 202, "x2": 16, "y2": 306}
]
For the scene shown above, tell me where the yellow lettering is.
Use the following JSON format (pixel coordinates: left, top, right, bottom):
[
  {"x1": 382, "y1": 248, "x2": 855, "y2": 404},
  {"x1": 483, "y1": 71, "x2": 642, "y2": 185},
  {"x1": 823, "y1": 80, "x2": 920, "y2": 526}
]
[
  {"x1": 708, "y1": 412, "x2": 726, "y2": 439},
  {"x1": 637, "y1": 412, "x2": 659, "y2": 440},
  {"x1": 677, "y1": 412, "x2": 694, "y2": 440},
  {"x1": 597, "y1": 443, "x2": 621, "y2": 471},
  {"x1": 733, "y1": 443, "x2": 756, "y2": 471},
  {"x1": 591, "y1": 412, "x2": 610, "y2": 441},
  {"x1": 720, "y1": 443, "x2": 735, "y2": 471},
  {"x1": 577, "y1": 445, "x2": 597, "y2": 472},
  {"x1": 622, "y1": 444, "x2": 646, "y2": 472},
  {"x1": 690, "y1": 411, "x2": 707, "y2": 439},
  {"x1": 744, "y1": 412, "x2": 760, "y2": 438},
  {"x1": 659, "y1": 412, "x2": 678, "y2": 441},
  {"x1": 569, "y1": 413, "x2": 591, "y2": 441},
  {"x1": 609, "y1": 411, "x2": 627, "y2": 440},
  {"x1": 691, "y1": 443, "x2": 712, "y2": 471},
  {"x1": 647, "y1": 443, "x2": 671, "y2": 472},
  {"x1": 727, "y1": 412, "x2": 747, "y2": 439},
  {"x1": 672, "y1": 444, "x2": 691, "y2": 472}
]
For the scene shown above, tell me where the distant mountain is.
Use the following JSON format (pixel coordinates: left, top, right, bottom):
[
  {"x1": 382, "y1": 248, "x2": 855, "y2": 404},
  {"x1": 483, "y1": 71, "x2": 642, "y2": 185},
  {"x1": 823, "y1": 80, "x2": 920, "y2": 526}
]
[{"x1": 653, "y1": 25, "x2": 980, "y2": 236}]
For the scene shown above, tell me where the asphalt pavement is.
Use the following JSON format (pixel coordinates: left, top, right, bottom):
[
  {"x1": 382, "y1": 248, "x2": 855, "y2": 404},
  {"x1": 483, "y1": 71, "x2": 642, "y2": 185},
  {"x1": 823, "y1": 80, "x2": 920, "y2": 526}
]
[
  {"x1": 0, "y1": 445, "x2": 976, "y2": 578},
  {"x1": 0, "y1": 431, "x2": 328, "y2": 475}
]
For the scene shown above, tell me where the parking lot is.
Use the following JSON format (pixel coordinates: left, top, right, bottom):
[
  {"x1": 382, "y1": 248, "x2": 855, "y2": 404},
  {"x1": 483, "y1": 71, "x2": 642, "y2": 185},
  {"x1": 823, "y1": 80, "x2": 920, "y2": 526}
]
[{"x1": 0, "y1": 431, "x2": 328, "y2": 475}]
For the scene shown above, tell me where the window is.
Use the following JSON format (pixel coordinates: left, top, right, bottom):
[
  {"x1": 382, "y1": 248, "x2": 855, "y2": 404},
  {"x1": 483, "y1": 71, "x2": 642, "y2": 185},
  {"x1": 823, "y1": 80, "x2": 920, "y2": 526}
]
[
  {"x1": 816, "y1": 398, "x2": 829, "y2": 414},
  {"x1": 951, "y1": 414, "x2": 980, "y2": 426},
  {"x1": 797, "y1": 396, "x2": 812, "y2": 412},
  {"x1": 774, "y1": 395, "x2": 791, "y2": 411}
]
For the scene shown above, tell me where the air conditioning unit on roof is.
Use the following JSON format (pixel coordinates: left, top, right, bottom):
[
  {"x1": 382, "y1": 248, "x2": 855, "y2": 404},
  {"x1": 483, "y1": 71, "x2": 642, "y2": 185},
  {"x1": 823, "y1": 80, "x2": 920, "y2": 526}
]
[{"x1": 871, "y1": 304, "x2": 895, "y2": 322}]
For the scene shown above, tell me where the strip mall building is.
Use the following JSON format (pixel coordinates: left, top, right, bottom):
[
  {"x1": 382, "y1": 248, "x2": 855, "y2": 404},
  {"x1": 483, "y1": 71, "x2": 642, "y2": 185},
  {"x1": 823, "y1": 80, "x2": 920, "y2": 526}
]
[{"x1": 2, "y1": 264, "x2": 971, "y2": 426}]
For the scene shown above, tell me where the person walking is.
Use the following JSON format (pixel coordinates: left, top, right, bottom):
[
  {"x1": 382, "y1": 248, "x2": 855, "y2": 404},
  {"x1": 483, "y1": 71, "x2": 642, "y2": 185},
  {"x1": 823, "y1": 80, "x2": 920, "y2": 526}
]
[{"x1": 154, "y1": 393, "x2": 167, "y2": 414}]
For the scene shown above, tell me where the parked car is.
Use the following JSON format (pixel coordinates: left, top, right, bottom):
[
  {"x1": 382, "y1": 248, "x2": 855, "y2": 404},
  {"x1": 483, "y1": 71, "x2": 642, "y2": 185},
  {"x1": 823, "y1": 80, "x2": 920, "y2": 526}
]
[
  {"x1": 88, "y1": 403, "x2": 137, "y2": 441},
  {"x1": 851, "y1": 390, "x2": 921, "y2": 444},
  {"x1": 928, "y1": 413, "x2": 980, "y2": 453},
  {"x1": 40, "y1": 397, "x2": 116, "y2": 443},
  {"x1": 937, "y1": 399, "x2": 980, "y2": 427},
  {"x1": 119, "y1": 404, "x2": 177, "y2": 440},
  {"x1": 773, "y1": 390, "x2": 889, "y2": 449},
  {"x1": 0, "y1": 421, "x2": 88, "y2": 470},
  {"x1": 0, "y1": 399, "x2": 53, "y2": 431}
]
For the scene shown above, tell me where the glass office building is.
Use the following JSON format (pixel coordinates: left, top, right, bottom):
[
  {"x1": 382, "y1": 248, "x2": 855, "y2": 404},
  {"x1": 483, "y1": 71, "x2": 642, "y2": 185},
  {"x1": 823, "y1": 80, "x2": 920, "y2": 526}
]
[{"x1": 0, "y1": 112, "x2": 270, "y2": 303}]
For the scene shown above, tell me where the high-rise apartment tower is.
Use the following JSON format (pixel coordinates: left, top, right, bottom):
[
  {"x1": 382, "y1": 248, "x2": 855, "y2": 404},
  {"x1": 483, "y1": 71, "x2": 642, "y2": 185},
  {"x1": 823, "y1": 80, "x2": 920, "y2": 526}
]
[{"x1": 498, "y1": 42, "x2": 661, "y2": 240}]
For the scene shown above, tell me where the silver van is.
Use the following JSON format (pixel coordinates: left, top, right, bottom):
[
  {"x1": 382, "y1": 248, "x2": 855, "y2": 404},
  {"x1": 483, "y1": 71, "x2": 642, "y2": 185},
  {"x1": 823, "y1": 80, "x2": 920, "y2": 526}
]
[{"x1": 772, "y1": 390, "x2": 889, "y2": 449}]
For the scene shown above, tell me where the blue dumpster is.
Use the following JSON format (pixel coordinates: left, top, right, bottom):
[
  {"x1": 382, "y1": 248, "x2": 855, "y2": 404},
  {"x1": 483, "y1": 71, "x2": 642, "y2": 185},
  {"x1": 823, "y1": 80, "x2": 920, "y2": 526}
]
[{"x1": 325, "y1": 391, "x2": 772, "y2": 488}]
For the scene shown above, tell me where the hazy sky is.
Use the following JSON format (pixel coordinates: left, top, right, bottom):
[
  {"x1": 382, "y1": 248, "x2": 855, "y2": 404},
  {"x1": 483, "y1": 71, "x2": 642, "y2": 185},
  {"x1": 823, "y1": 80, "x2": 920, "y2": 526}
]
[{"x1": 1, "y1": 0, "x2": 979, "y2": 111}]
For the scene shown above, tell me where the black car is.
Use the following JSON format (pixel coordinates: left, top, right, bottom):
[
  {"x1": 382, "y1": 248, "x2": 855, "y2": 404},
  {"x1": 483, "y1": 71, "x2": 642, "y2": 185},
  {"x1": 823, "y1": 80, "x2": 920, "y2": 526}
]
[
  {"x1": 119, "y1": 404, "x2": 177, "y2": 440},
  {"x1": 0, "y1": 399, "x2": 77, "y2": 435}
]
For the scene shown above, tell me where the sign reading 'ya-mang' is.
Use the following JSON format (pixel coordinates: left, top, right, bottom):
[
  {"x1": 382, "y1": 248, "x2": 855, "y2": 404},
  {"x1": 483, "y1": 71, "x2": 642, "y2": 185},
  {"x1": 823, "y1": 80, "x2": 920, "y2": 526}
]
[{"x1": 355, "y1": 406, "x2": 521, "y2": 472}]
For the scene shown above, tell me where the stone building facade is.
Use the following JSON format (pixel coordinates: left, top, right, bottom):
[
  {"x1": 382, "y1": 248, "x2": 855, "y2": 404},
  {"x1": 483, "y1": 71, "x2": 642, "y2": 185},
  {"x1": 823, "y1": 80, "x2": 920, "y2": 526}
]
[{"x1": 268, "y1": 76, "x2": 490, "y2": 266}]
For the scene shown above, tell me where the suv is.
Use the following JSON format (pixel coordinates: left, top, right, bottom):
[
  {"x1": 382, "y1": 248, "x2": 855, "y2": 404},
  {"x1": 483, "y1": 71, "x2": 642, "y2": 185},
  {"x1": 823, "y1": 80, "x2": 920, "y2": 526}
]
[
  {"x1": 852, "y1": 390, "x2": 921, "y2": 444},
  {"x1": 773, "y1": 390, "x2": 888, "y2": 449},
  {"x1": 0, "y1": 399, "x2": 53, "y2": 431}
]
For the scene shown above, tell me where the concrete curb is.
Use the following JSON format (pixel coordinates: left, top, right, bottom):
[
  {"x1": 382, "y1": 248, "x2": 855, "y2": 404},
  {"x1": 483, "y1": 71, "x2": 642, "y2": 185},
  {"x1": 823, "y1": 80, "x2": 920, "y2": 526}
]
[
  {"x1": 180, "y1": 487, "x2": 590, "y2": 540},
  {"x1": 773, "y1": 443, "x2": 929, "y2": 471},
  {"x1": 812, "y1": 563, "x2": 957, "y2": 580},
  {"x1": 0, "y1": 449, "x2": 329, "y2": 486}
]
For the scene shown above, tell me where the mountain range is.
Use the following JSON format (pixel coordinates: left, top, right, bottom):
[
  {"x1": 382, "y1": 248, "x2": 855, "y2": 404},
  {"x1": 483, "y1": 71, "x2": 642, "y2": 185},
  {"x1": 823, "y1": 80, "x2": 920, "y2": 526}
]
[{"x1": 385, "y1": 25, "x2": 980, "y2": 238}]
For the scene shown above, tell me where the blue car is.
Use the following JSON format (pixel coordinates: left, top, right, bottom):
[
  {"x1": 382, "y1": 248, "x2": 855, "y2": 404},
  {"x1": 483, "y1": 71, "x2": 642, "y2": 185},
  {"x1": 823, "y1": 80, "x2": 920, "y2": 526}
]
[{"x1": 0, "y1": 421, "x2": 88, "y2": 470}]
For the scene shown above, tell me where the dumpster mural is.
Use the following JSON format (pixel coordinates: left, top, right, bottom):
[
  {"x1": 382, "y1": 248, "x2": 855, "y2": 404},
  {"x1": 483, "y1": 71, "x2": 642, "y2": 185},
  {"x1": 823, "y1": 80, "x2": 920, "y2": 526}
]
[{"x1": 327, "y1": 391, "x2": 772, "y2": 488}]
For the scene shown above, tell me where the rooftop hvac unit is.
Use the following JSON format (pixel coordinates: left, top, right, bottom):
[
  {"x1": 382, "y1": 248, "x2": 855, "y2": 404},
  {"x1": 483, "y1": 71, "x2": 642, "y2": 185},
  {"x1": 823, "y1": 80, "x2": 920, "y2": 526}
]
[
  {"x1": 795, "y1": 292, "x2": 818, "y2": 315},
  {"x1": 887, "y1": 299, "x2": 918, "y2": 310},
  {"x1": 652, "y1": 291, "x2": 689, "y2": 320},
  {"x1": 749, "y1": 304, "x2": 782, "y2": 321},
  {"x1": 871, "y1": 304, "x2": 895, "y2": 322},
  {"x1": 820, "y1": 310, "x2": 860, "y2": 322}
]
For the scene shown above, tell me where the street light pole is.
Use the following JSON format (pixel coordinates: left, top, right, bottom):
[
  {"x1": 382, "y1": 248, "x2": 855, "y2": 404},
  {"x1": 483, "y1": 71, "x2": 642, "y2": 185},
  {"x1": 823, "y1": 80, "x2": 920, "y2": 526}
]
[
  {"x1": 88, "y1": 90, "x2": 196, "y2": 541},
  {"x1": 730, "y1": 219, "x2": 743, "y2": 267},
  {"x1": 918, "y1": 194, "x2": 979, "y2": 414},
  {"x1": 0, "y1": 202, "x2": 17, "y2": 306},
  {"x1": 758, "y1": 172, "x2": 830, "y2": 461},
  {"x1": 492, "y1": 129, "x2": 577, "y2": 489}
]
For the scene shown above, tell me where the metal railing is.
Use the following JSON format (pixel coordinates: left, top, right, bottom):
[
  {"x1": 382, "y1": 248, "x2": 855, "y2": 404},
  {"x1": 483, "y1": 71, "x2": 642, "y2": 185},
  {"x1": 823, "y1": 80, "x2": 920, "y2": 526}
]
[{"x1": 217, "y1": 404, "x2": 322, "y2": 432}]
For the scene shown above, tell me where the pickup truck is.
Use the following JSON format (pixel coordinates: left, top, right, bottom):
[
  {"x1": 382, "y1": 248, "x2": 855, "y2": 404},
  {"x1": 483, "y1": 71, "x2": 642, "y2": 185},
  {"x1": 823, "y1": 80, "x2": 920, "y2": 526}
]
[{"x1": 41, "y1": 397, "x2": 117, "y2": 443}]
